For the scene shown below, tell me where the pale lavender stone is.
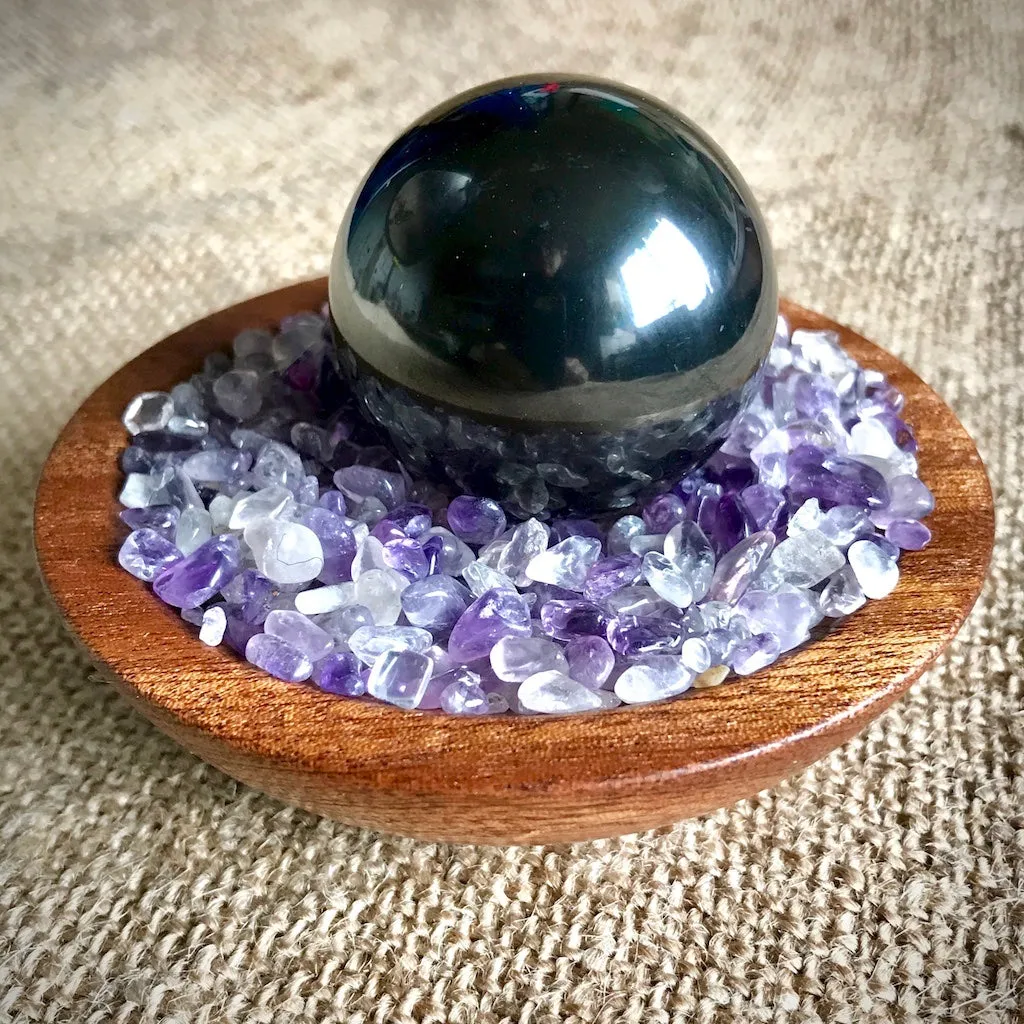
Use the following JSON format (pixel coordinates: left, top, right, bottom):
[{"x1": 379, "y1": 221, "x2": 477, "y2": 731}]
[
  {"x1": 118, "y1": 529, "x2": 182, "y2": 581},
  {"x1": 614, "y1": 656, "x2": 694, "y2": 704},
  {"x1": 643, "y1": 493, "x2": 688, "y2": 534},
  {"x1": 517, "y1": 670, "x2": 603, "y2": 713},
  {"x1": 446, "y1": 496, "x2": 507, "y2": 545},
  {"x1": 334, "y1": 465, "x2": 406, "y2": 510},
  {"x1": 153, "y1": 534, "x2": 241, "y2": 608},
  {"x1": 606, "y1": 515, "x2": 646, "y2": 555},
  {"x1": 603, "y1": 586, "x2": 672, "y2": 620},
  {"x1": 706, "y1": 530, "x2": 775, "y2": 603},
  {"x1": 525, "y1": 536, "x2": 601, "y2": 591},
  {"x1": 439, "y1": 669, "x2": 490, "y2": 715},
  {"x1": 819, "y1": 565, "x2": 866, "y2": 617},
  {"x1": 317, "y1": 604, "x2": 375, "y2": 643},
  {"x1": 214, "y1": 369, "x2": 263, "y2": 420},
  {"x1": 447, "y1": 588, "x2": 533, "y2": 663},
  {"x1": 738, "y1": 589, "x2": 816, "y2": 653},
  {"x1": 263, "y1": 609, "x2": 334, "y2": 661},
  {"x1": 119, "y1": 505, "x2": 179, "y2": 539},
  {"x1": 680, "y1": 636, "x2": 711, "y2": 673},
  {"x1": 740, "y1": 484, "x2": 786, "y2": 532},
  {"x1": 401, "y1": 575, "x2": 471, "y2": 631},
  {"x1": 770, "y1": 529, "x2": 845, "y2": 587},
  {"x1": 871, "y1": 474, "x2": 935, "y2": 527},
  {"x1": 582, "y1": 554, "x2": 642, "y2": 603},
  {"x1": 818, "y1": 505, "x2": 874, "y2": 548},
  {"x1": 886, "y1": 519, "x2": 931, "y2": 550},
  {"x1": 564, "y1": 636, "x2": 614, "y2": 689},
  {"x1": 848, "y1": 539, "x2": 900, "y2": 598},
  {"x1": 349, "y1": 624, "x2": 432, "y2": 665},
  {"x1": 539, "y1": 599, "x2": 609, "y2": 641},
  {"x1": 181, "y1": 449, "x2": 251, "y2": 483},
  {"x1": 245, "y1": 633, "x2": 313, "y2": 682},
  {"x1": 367, "y1": 650, "x2": 432, "y2": 709},
  {"x1": 300, "y1": 507, "x2": 357, "y2": 584},
  {"x1": 383, "y1": 503, "x2": 433, "y2": 538},
  {"x1": 664, "y1": 521, "x2": 716, "y2": 600},
  {"x1": 383, "y1": 538, "x2": 429, "y2": 579},
  {"x1": 490, "y1": 635, "x2": 568, "y2": 682},
  {"x1": 463, "y1": 560, "x2": 517, "y2": 598},
  {"x1": 730, "y1": 634, "x2": 782, "y2": 675},
  {"x1": 607, "y1": 616, "x2": 683, "y2": 658},
  {"x1": 318, "y1": 489, "x2": 347, "y2": 517},
  {"x1": 787, "y1": 445, "x2": 889, "y2": 510},
  {"x1": 224, "y1": 607, "x2": 260, "y2": 655}
]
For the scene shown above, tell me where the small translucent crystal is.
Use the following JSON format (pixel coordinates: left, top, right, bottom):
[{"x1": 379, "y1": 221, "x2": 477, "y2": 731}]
[
  {"x1": 518, "y1": 670, "x2": 603, "y2": 714},
  {"x1": 462, "y1": 560, "x2": 517, "y2": 598},
  {"x1": 641, "y1": 552, "x2": 694, "y2": 608},
  {"x1": 174, "y1": 507, "x2": 212, "y2": 556},
  {"x1": 228, "y1": 485, "x2": 295, "y2": 530},
  {"x1": 663, "y1": 521, "x2": 715, "y2": 600},
  {"x1": 245, "y1": 520, "x2": 324, "y2": 584},
  {"x1": 367, "y1": 650, "x2": 433, "y2": 709},
  {"x1": 348, "y1": 625, "x2": 432, "y2": 665},
  {"x1": 706, "y1": 530, "x2": 775, "y2": 603},
  {"x1": 490, "y1": 635, "x2": 569, "y2": 682},
  {"x1": 524, "y1": 536, "x2": 601, "y2": 591},
  {"x1": 214, "y1": 369, "x2": 263, "y2": 420},
  {"x1": 118, "y1": 529, "x2": 182, "y2": 581},
  {"x1": 122, "y1": 391, "x2": 174, "y2": 435},
  {"x1": 614, "y1": 657, "x2": 694, "y2": 704},
  {"x1": 769, "y1": 529, "x2": 845, "y2": 587},
  {"x1": 848, "y1": 539, "x2": 900, "y2": 599},
  {"x1": 819, "y1": 565, "x2": 866, "y2": 617},
  {"x1": 564, "y1": 635, "x2": 615, "y2": 689},
  {"x1": 401, "y1": 575, "x2": 471, "y2": 630},
  {"x1": 245, "y1": 633, "x2": 313, "y2": 682},
  {"x1": 354, "y1": 568, "x2": 409, "y2": 626},
  {"x1": 497, "y1": 518, "x2": 549, "y2": 582},
  {"x1": 294, "y1": 582, "x2": 357, "y2": 615},
  {"x1": 606, "y1": 515, "x2": 645, "y2": 555},
  {"x1": 199, "y1": 606, "x2": 227, "y2": 646},
  {"x1": 263, "y1": 609, "x2": 335, "y2": 660}
]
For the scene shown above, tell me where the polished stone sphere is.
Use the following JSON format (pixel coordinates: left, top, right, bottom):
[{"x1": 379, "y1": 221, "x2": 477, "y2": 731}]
[{"x1": 329, "y1": 75, "x2": 777, "y2": 517}]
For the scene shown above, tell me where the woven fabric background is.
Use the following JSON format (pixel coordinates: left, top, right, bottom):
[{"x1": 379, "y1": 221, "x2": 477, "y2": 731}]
[{"x1": 2, "y1": 0, "x2": 1023, "y2": 1020}]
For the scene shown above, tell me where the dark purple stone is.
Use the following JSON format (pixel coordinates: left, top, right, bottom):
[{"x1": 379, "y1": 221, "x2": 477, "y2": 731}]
[
  {"x1": 224, "y1": 606, "x2": 260, "y2": 655},
  {"x1": 119, "y1": 504, "x2": 180, "y2": 539},
  {"x1": 314, "y1": 652, "x2": 366, "y2": 695},
  {"x1": 739, "y1": 484, "x2": 787, "y2": 532},
  {"x1": 698, "y1": 491, "x2": 749, "y2": 558},
  {"x1": 606, "y1": 616, "x2": 683, "y2": 657},
  {"x1": 318, "y1": 488, "x2": 348, "y2": 517},
  {"x1": 539, "y1": 599, "x2": 609, "y2": 641},
  {"x1": 447, "y1": 588, "x2": 532, "y2": 662},
  {"x1": 446, "y1": 496, "x2": 507, "y2": 546},
  {"x1": 787, "y1": 444, "x2": 889, "y2": 510},
  {"x1": 300, "y1": 507, "x2": 356, "y2": 584},
  {"x1": 549, "y1": 518, "x2": 604, "y2": 546},
  {"x1": 582, "y1": 554, "x2": 642, "y2": 603},
  {"x1": 642, "y1": 493, "x2": 688, "y2": 534},
  {"x1": 383, "y1": 503, "x2": 433, "y2": 538},
  {"x1": 422, "y1": 535, "x2": 445, "y2": 575},
  {"x1": 153, "y1": 534, "x2": 241, "y2": 609}
]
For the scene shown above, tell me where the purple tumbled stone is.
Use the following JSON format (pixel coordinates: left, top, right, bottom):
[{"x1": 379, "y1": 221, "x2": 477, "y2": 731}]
[
  {"x1": 539, "y1": 599, "x2": 609, "y2": 641},
  {"x1": 787, "y1": 444, "x2": 889, "y2": 510},
  {"x1": 223, "y1": 606, "x2": 260, "y2": 655},
  {"x1": 317, "y1": 488, "x2": 347, "y2": 517},
  {"x1": 118, "y1": 528, "x2": 182, "y2": 581},
  {"x1": 642, "y1": 493, "x2": 688, "y2": 534},
  {"x1": 245, "y1": 632, "x2": 314, "y2": 683},
  {"x1": 582, "y1": 554, "x2": 642, "y2": 603},
  {"x1": 401, "y1": 575, "x2": 470, "y2": 631},
  {"x1": 370, "y1": 520, "x2": 407, "y2": 545},
  {"x1": 421, "y1": 535, "x2": 445, "y2": 575},
  {"x1": 300, "y1": 507, "x2": 356, "y2": 584},
  {"x1": 313, "y1": 652, "x2": 366, "y2": 696},
  {"x1": 333, "y1": 464, "x2": 405, "y2": 510},
  {"x1": 232, "y1": 569, "x2": 274, "y2": 624},
  {"x1": 564, "y1": 635, "x2": 615, "y2": 689},
  {"x1": 153, "y1": 534, "x2": 241, "y2": 608},
  {"x1": 549, "y1": 518, "x2": 603, "y2": 545},
  {"x1": 886, "y1": 518, "x2": 932, "y2": 550},
  {"x1": 793, "y1": 372, "x2": 840, "y2": 417},
  {"x1": 446, "y1": 495, "x2": 507, "y2": 546},
  {"x1": 119, "y1": 504, "x2": 180, "y2": 539},
  {"x1": 383, "y1": 503, "x2": 433, "y2": 538},
  {"x1": 705, "y1": 530, "x2": 775, "y2": 604},
  {"x1": 730, "y1": 633, "x2": 782, "y2": 675},
  {"x1": 383, "y1": 538, "x2": 429, "y2": 580},
  {"x1": 871, "y1": 474, "x2": 935, "y2": 527},
  {"x1": 698, "y1": 491, "x2": 750, "y2": 558},
  {"x1": 607, "y1": 616, "x2": 683, "y2": 657},
  {"x1": 739, "y1": 484, "x2": 787, "y2": 533},
  {"x1": 439, "y1": 669, "x2": 490, "y2": 715},
  {"x1": 447, "y1": 587, "x2": 532, "y2": 663}
]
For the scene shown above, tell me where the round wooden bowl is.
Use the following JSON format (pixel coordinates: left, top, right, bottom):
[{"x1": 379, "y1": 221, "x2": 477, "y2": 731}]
[{"x1": 34, "y1": 279, "x2": 994, "y2": 845}]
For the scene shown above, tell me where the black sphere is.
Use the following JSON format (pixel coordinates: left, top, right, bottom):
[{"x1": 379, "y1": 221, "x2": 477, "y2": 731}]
[{"x1": 329, "y1": 75, "x2": 777, "y2": 517}]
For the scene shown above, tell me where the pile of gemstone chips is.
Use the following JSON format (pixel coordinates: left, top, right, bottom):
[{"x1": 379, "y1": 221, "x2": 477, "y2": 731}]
[{"x1": 116, "y1": 309, "x2": 934, "y2": 715}]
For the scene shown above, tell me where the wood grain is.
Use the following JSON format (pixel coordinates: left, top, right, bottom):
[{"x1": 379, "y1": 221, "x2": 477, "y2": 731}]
[{"x1": 33, "y1": 279, "x2": 994, "y2": 845}]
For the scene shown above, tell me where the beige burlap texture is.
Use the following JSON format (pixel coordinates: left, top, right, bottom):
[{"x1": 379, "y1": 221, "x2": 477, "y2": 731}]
[{"x1": 2, "y1": 1, "x2": 1023, "y2": 1020}]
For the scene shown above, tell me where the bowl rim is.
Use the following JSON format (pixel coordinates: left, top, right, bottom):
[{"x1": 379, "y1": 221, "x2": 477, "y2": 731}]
[{"x1": 33, "y1": 278, "x2": 994, "y2": 812}]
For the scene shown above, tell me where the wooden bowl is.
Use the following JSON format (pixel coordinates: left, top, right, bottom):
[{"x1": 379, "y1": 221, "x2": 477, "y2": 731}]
[{"x1": 34, "y1": 279, "x2": 994, "y2": 845}]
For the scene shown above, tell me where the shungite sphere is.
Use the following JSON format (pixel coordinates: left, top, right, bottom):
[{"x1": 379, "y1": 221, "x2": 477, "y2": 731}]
[{"x1": 329, "y1": 74, "x2": 777, "y2": 517}]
